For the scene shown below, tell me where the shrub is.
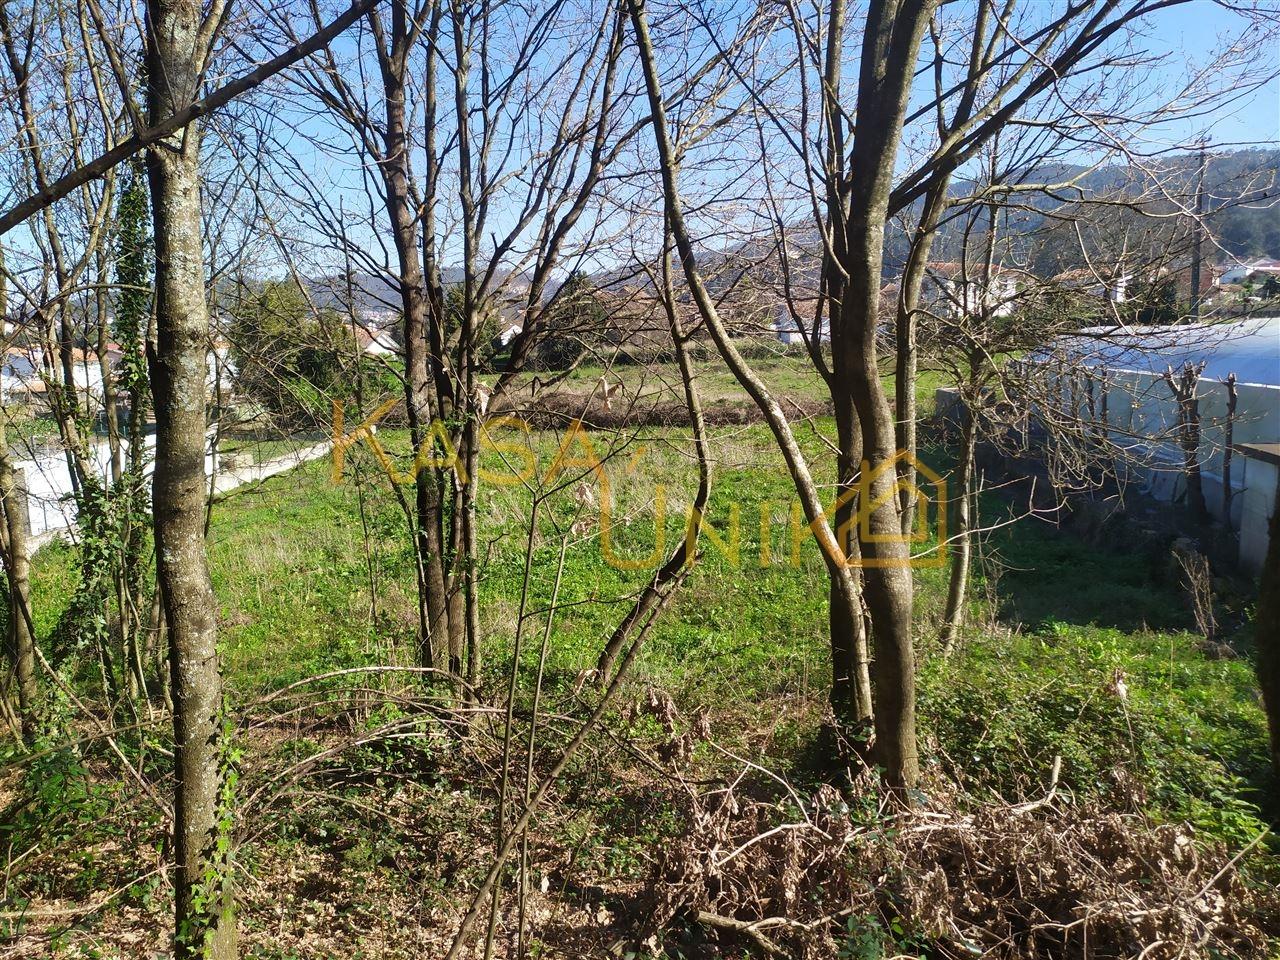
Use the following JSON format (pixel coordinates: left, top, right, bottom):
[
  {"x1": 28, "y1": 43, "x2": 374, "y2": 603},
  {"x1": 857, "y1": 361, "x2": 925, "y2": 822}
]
[{"x1": 919, "y1": 623, "x2": 1271, "y2": 848}]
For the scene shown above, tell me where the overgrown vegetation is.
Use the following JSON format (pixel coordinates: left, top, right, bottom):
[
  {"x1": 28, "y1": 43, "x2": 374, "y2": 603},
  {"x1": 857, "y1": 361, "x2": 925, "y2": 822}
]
[
  {"x1": 4, "y1": 404, "x2": 1273, "y2": 956},
  {"x1": 2, "y1": 0, "x2": 1277, "y2": 953}
]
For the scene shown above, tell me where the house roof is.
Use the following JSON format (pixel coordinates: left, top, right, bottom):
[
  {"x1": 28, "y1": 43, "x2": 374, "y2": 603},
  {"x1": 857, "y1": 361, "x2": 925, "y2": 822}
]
[{"x1": 1052, "y1": 267, "x2": 1128, "y2": 285}]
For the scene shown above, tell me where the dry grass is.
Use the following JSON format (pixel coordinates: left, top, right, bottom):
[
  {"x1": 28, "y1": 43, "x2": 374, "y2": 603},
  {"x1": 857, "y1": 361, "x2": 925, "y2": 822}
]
[{"x1": 645, "y1": 770, "x2": 1278, "y2": 960}]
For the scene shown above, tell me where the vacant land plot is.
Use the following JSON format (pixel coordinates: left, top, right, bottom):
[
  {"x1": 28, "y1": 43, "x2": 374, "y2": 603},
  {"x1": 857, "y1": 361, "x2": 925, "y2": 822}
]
[{"x1": 6, "y1": 375, "x2": 1273, "y2": 956}]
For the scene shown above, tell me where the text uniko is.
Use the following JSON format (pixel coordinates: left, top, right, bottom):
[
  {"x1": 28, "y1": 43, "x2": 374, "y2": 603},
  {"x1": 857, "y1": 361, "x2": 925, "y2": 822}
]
[{"x1": 330, "y1": 400, "x2": 945, "y2": 570}]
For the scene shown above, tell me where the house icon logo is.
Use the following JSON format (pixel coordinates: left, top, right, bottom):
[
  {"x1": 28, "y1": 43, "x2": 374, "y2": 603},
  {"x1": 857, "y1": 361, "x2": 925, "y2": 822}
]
[{"x1": 851, "y1": 451, "x2": 947, "y2": 569}]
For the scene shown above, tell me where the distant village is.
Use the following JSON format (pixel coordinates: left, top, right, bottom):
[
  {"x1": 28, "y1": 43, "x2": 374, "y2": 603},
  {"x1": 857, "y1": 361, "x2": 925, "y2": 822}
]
[{"x1": 1, "y1": 252, "x2": 1277, "y2": 418}]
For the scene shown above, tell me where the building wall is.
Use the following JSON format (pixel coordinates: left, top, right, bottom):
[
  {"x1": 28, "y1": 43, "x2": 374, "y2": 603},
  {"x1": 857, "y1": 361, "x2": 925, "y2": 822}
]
[
  {"x1": 1097, "y1": 371, "x2": 1276, "y2": 520},
  {"x1": 950, "y1": 366, "x2": 1279, "y2": 576},
  {"x1": 14, "y1": 432, "x2": 222, "y2": 541},
  {"x1": 1066, "y1": 368, "x2": 1277, "y2": 573},
  {"x1": 1237, "y1": 456, "x2": 1278, "y2": 576}
]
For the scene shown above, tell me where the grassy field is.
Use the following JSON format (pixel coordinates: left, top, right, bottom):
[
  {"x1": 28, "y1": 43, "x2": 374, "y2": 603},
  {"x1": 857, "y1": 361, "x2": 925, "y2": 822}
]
[
  {"x1": 53, "y1": 405, "x2": 1259, "y2": 843},
  {"x1": 5, "y1": 361, "x2": 1276, "y2": 957},
  {"x1": 202, "y1": 421, "x2": 1273, "y2": 816},
  {"x1": 500, "y1": 349, "x2": 951, "y2": 419}
]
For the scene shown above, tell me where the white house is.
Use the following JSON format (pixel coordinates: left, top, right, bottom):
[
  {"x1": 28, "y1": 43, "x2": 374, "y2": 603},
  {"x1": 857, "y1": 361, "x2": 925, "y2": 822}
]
[
  {"x1": 1, "y1": 347, "x2": 42, "y2": 404},
  {"x1": 497, "y1": 321, "x2": 523, "y2": 347},
  {"x1": 1217, "y1": 257, "x2": 1280, "y2": 286},
  {"x1": 924, "y1": 262, "x2": 1022, "y2": 317},
  {"x1": 772, "y1": 306, "x2": 829, "y2": 345},
  {"x1": 1052, "y1": 266, "x2": 1130, "y2": 304},
  {"x1": 1, "y1": 345, "x2": 107, "y2": 405},
  {"x1": 347, "y1": 322, "x2": 399, "y2": 357}
]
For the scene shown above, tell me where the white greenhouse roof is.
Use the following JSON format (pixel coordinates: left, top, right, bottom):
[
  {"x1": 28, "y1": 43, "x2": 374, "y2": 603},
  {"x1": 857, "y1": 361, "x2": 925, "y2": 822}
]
[{"x1": 1032, "y1": 316, "x2": 1280, "y2": 389}]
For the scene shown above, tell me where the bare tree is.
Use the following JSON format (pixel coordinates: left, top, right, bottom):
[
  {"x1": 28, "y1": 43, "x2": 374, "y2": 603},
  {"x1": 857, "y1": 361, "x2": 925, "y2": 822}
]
[
  {"x1": 628, "y1": 0, "x2": 1279, "y2": 790},
  {"x1": 0, "y1": 0, "x2": 380, "y2": 236},
  {"x1": 269, "y1": 0, "x2": 643, "y2": 687},
  {"x1": 0, "y1": 248, "x2": 36, "y2": 743},
  {"x1": 1163, "y1": 360, "x2": 1210, "y2": 522}
]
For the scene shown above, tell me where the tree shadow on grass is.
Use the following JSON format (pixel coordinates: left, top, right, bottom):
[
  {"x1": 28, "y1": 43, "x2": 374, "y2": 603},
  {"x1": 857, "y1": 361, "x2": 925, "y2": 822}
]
[{"x1": 985, "y1": 505, "x2": 1194, "y2": 635}]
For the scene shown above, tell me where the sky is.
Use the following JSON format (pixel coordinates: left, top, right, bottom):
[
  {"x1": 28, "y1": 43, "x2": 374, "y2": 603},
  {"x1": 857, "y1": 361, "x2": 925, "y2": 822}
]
[
  {"x1": 1134, "y1": 1, "x2": 1280, "y2": 148},
  {"x1": 258, "y1": 0, "x2": 1280, "y2": 280},
  {"x1": 1, "y1": 0, "x2": 1276, "y2": 287}
]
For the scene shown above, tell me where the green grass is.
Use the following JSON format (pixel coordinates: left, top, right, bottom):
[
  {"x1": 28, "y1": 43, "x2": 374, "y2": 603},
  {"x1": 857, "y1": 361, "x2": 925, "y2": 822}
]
[
  {"x1": 914, "y1": 443, "x2": 1275, "y2": 839},
  {"x1": 19, "y1": 361, "x2": 1274, "y2": 858},
  {"x1": 5, "y1": 408, "x2": 64, "y2": 452},
  {"x1": 201, "y1": 421, "x2": 841, "y2": 707},
  {"x1": 206, "y1": 458, "x2": 390, "y2": 692},
  {"x1": 517, "y1": 349, "x2": 951, "y2": 418}
]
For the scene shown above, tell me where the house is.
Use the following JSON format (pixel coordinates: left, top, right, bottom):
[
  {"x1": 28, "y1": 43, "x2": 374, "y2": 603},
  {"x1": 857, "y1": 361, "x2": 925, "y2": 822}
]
[
  {"x1": 357, "y1": 308, "x2": 398, "y2": 330},
  {"x1": 592, "y1": 287, "x2": 690, "y2": 353},
  {"x1": 66, "y1": 347, "x2": 106, "y2": 397},
  {"x1": 207, "y1": 337, "x2": 238, "y2": 395},
  {"x1": 497, "y1": 321, "x2": 522, "y2": 347},
  {"x1": 1144, "y1": 262, "x2": 1222, "y2": 301},
  {"x1": 771, "y1": 302, "x2": 829, "y2": 344},
  {"x1": 1, "y1": 346, "x2": 44, "y2": 404},
  {"x1": 0, "y1": 345, "x2": 107, "y2": 405},
  {"x1": 923, "y1": 262, "x2": 1021, "y2": 317},
  {"x1": 1217, "y1": 257, "x2": 1280, "y2": 285},
  {"x1": 347, "y1": 321, "x2": 399, "y2": 357},
  {"x1": 1052, "y1": 266, "x2": 1130, "y2": 304}
]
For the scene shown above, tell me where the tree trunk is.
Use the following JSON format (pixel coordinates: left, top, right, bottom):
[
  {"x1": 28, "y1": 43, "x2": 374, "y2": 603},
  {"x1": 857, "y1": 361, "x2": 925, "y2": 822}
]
[
  {"x1": 596, "y1": 225, "x2": 713, "y2": 686},
  {"x1": 96, "y1": 248, "x2": 125, "y2": 485},
  {"x1": 1182, "y1": 392, "x2": 1207, "y2": 521},
  {"x1": 818, "y1": 0, "x2": 872, "y2": 729},
  {"x1": 0, "y1": 255, "x2": 36, "y2": 745},
  {"x1": 894, "y1": 183, "x2": 947, "y2": 536},
  {"x1": 449, "y1": 3, "x2": 479, "y2": 688},
  {"x1": 461, "y1": 422, "x2": 480, "y2": 693},
  {"x1": 145, "y1": 0, "x2": 236, "y2": 951},
  {"x1": 829, "y1": 0, "x2": 933, "y2": 791},
  {"x1": 1222, "y1": 373, "x2": 1237, "y2": 523},
  {"x1": 1255, "y1": 482, "x2": 1280, "y2": 781},
  {"x1": 373, "y1": 7, "x2": 451, "y2": 671},
  {"x1": 940, "y1": 398, "x2": 977, "y2": 653},
  {"x1": 830, "y1": 395, "x2": 874, "y2": 724},
  {"x1": 0, "y1": 444, "x2": 37, "y2": 745},
  {"x1": 1165, "y1": 363, "x2": 1207, "y2": 523},
  {"x1": 627, "y1": 0, "x2": 879, "y2": 763}
]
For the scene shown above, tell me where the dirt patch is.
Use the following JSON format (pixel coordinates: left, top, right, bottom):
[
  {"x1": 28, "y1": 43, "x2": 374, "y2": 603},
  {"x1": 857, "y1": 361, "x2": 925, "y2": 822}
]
[{"x1": 496, "y1": 393, "x2": 833, "y2": 431}]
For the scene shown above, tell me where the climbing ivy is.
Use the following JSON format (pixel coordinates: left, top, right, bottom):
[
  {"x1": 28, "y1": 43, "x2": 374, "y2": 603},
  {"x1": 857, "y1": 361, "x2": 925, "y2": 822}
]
[
  {"x1": 56, "y1": 162, "x2": 156, "y2": 704},
  {"x1": 113, "y1": 161, "x2": 151, "y2": 402}
]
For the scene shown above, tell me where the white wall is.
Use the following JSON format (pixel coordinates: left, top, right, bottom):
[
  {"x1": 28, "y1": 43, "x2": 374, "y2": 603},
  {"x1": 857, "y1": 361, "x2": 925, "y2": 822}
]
[
  {"x1": 1095, "y1": 370, "x2": 1277, "y2": 525},
  {"x1": 1237, "y1": 455, "x2": 1278, "y2": 576},
  {"x1": 15, "y1": 433, "x2": 215, "y2": 541},
  {"x1": 1054, "y1": 367, "x2": 1278, "y2": 573}
]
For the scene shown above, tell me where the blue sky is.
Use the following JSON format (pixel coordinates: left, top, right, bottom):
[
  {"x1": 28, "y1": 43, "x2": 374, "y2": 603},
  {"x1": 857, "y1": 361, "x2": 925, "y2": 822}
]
[
  {"x1": 1139, "y1": 1, "x2": 1279, "y2": 147},
  {"x1": 4, "y1": 0, "x2": 1274, "y2": 284}
]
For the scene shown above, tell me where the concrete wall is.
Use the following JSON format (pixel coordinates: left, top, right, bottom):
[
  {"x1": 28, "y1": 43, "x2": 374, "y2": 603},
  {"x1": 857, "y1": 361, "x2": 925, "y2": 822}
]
[
  {"x1": 16, "y1": 431, "x2": 334, "y2": 549},
  {"x1": 937, "y1": 372, "x2": 1280, "y2": 576},
  {"x1": 17, "y1": 434, "x2": 166, "y2": 540},
  {"x1": 1238, "y1": 455, "x2": 1278, "y2": 576}
]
